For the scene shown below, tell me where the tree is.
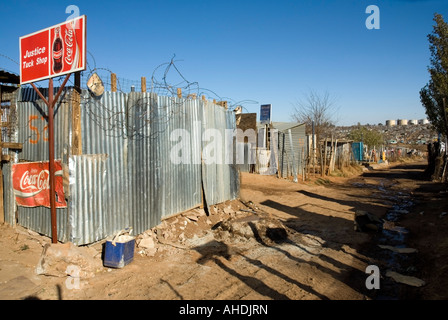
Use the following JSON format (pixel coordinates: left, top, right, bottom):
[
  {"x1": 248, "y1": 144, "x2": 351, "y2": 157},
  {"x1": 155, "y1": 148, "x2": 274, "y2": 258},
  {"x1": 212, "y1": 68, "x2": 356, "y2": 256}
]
[
  {"x1": 420, "y1": 13, "x2": 448, "y2": 140},
  {"x1": 291, "y1": 90, "x2": 339, "y2": 141},
  {"x1": 348, "y1": 126, "x2": 384, "y2": 149}
]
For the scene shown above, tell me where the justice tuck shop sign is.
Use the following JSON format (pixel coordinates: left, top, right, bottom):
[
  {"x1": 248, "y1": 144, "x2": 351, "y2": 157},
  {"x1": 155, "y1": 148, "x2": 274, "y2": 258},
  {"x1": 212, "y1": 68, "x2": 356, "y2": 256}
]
[{"x1": 19, "y1": 15, "x2": 86, "y2": 84}]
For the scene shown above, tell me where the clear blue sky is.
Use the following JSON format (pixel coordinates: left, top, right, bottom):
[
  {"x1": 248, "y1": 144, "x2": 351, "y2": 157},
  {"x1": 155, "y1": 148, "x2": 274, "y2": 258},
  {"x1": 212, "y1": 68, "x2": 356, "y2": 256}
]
[{"x1": 1, "y1": 0, "x2": 448, "y2": 126}]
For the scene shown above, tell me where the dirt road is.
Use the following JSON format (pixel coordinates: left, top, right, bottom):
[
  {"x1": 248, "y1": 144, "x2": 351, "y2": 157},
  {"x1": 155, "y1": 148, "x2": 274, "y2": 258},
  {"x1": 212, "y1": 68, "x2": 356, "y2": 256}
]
[{"x1": 0, "y1": 159, "x2": 446, "y2": 300}]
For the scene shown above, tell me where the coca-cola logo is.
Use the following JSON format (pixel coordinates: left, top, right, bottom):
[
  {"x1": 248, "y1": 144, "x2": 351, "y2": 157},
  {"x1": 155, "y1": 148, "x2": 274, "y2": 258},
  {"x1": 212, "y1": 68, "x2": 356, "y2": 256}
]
[
  {"x1": 64, "y1": 27, "x2": 74, "y2": 66},
  {"x1": 12, "y1": 161, "x2": 67, "y2": 208},
  {"x1": 18, "y1": 169, "x2": 50, "y2": 198}
]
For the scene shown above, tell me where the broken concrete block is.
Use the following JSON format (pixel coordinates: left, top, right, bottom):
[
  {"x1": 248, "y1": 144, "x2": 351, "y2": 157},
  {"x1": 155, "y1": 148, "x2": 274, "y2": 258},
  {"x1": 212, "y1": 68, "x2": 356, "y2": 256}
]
[
  {"x1": 145, "y1": 248, "x2": 157, "y2": 257},
  {"x1": 36, "y1": 242, "x2": 103, "y2": 278},
  {"x1": 158, "y1": 221, "x2": 168, "y2": 229},
  {"x1": 142, "y1": 230, "x2": 155, "y2": 238},
  {"x1": 138, "y1": 237, "x2": 155, "y2": 249},
  {"x1": 162, "y1": 231, "x2": 172, "y2": 239}
]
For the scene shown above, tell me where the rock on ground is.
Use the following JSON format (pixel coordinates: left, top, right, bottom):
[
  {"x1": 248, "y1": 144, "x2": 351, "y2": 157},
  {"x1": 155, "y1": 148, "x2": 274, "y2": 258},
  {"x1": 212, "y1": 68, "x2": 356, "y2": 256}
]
[{"x1": 35, "y1": 242, "x2": 103, "y2": 278}]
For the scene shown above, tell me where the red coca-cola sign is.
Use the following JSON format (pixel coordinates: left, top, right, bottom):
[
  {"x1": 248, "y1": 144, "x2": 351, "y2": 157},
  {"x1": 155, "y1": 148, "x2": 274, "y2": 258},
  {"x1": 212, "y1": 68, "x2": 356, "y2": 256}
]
[
  {"x1": 12, "y1": 161, "x2": 67, "y2": 208},
  {"x1": 19, "y1": 15, "x2": 86, "y2": 84}
]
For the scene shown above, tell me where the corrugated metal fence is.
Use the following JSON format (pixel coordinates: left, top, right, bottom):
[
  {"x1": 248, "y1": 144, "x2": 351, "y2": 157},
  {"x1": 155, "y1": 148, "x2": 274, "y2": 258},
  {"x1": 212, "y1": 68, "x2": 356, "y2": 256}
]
[
  {"x1": 4, "y1": 87, "x2": 239, "y2": 244},
  {"x1": 278, "y1": 126, "x2": 307, "y2": 179}
]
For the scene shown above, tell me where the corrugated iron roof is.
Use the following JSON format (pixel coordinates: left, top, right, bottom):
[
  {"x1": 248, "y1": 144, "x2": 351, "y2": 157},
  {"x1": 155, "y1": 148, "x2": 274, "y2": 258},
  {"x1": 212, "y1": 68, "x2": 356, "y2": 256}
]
[{"x1": 0, "y1": 69, "x2": 20, "y2": 84}]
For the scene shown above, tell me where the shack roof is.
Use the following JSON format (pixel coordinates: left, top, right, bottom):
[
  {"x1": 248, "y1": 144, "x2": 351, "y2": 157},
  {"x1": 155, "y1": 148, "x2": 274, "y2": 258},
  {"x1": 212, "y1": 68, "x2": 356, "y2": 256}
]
[{"x1": 0, "y1": 69, "x2": 20, "y2": 85}]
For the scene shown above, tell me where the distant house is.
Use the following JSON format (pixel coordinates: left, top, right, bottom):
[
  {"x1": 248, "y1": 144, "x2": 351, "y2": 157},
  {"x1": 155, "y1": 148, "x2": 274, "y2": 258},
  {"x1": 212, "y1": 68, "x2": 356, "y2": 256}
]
[
  {"x1": 256, "y1": 122, "x2": 307, "y2": 179},
  {"x1": 235, "y1": 118, "x2": 307, "y2": 178}
]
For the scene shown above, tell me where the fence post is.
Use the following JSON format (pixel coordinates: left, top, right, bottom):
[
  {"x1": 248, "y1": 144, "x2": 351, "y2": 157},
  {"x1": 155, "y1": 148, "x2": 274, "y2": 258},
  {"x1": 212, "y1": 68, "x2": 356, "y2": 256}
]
[
  {"x1": 320, "y1": 142, "x2": 324, "y2": 177},
  {"x1": 323, "y1": 138, "x2": 328, "y2": 176},
  {"x1": 141, "y1": 77, "x2": 146, "y2": 92},
  {"x1": 328, "y1": 135, "x2": 334, "y2": 175},
  {"x1": 111, "y1": 73, "x2": 117, "y2": 92},
  {"x1": 72, "y1": 72, "x2": 82, "y2": 155}
]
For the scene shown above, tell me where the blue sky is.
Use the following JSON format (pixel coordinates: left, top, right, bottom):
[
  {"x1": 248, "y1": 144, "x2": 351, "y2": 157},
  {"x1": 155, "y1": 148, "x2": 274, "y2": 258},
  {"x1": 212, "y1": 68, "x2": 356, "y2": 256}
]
[{"x1": 1, "y1": 0, "x2": 448, "y2": 126}]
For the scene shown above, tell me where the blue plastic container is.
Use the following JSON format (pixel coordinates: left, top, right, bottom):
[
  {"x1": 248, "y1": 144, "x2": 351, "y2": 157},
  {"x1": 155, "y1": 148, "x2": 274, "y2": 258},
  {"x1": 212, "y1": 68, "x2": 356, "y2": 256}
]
[{"x1": 103, "y1": 237, "x2": 135, "y2": 268}]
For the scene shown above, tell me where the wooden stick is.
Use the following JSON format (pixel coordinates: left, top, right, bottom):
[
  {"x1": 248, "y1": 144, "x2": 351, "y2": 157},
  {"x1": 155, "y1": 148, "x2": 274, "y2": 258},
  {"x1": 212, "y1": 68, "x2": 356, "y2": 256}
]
[
  {"x1": 111, "y1": 73, "x2": 117, "y2": 92},
  {"x1": 141, "y1": 77, "x2": 146, "y2": 92}
]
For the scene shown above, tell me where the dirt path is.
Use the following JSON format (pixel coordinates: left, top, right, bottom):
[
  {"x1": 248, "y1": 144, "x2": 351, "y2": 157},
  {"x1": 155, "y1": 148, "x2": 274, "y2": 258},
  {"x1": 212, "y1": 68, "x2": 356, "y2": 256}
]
[{"x1": 0, "y1": 159, "x2": 446, "y2": 300}]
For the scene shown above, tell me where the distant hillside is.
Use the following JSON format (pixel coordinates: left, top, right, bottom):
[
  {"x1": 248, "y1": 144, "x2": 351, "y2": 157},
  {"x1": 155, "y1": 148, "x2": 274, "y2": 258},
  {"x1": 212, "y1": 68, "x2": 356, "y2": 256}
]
[{"x1": 328, "y1": 123, "x2": 438, "y2": 149}]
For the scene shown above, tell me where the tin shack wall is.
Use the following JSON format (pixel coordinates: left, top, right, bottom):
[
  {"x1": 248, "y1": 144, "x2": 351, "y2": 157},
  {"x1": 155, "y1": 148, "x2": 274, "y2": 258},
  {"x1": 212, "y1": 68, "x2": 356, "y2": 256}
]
[
  {"x1": 11, "y1": 88, "x2": 239, "y2": 245},
  {"x1": 78, "y1": 91, "x2": 238, "y2": 243},
  {"x1": 278, "y1": 124, "x2": 307, "y2": 178}
]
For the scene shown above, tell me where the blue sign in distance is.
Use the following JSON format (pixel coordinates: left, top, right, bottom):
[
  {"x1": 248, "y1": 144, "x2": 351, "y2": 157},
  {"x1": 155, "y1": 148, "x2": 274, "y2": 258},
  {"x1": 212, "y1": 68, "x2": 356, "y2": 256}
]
[{"x1": 260, "y1": 104, "x2": 271, "y2": 124}]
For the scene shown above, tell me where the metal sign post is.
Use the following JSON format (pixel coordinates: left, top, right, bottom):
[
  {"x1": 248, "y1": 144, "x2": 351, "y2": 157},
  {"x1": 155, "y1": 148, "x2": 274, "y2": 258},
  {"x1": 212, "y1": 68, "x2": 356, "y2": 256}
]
[
  {"x1": 19, "y1": 16, "x2": 86, "y2": 243},
  {"x1": 29, "y1": 74, "x2": 71, "y2": 243}
]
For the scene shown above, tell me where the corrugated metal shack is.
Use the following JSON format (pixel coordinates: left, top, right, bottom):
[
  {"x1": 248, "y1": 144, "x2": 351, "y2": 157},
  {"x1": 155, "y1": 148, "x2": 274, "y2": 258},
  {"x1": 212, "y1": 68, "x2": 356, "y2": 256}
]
[
  {"x1": 274, "y1": 122, "x2": 307, "y2": 179},
  {"x1": 235, "y1": 121, "x2": 307, "y2": 178},
  {"x1": 3, "y1": 87, "x2": 239, "y2": 245}
]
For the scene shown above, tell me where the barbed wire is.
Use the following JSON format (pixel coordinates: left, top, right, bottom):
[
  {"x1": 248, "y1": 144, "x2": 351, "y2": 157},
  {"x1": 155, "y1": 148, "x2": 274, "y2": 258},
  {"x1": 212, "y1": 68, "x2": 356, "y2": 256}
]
[{"x1": 1, "y1": 52, "x2": 259, "y2": 140}]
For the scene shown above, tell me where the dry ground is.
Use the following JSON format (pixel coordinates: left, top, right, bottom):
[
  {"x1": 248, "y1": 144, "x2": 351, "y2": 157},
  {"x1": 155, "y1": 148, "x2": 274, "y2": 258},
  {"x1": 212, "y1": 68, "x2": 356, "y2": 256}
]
[{"x1": 0, "y1": 158, "x2": 447, "y2": 301}]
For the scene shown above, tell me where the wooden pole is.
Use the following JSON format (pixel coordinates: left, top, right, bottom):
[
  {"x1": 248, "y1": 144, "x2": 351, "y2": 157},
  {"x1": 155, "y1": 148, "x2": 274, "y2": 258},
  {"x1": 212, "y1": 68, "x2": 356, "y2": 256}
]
[
  {"x1": 323, "y1": 138, "x2": 328, "y2": 176},
  {"x1": 329, "y1": 135, "x2": 334, "y2": 175},
  {"x1": 111, "y1": 73, "x2": 117, "y2": 92},
  {"x1": 141, "y1": 77, "x2": 147, "y2": 92},
  {"x1": 302, "y1": 148, "x2": 305, "y2": 181},
  {"x1": 320, "y1": 142, "x2": 324, "y2": 177},
  {"x1": 177, "y1": 88, "x2": 182, "y2": 98},
  {"x1": 72, "y1": 72, "x2": 82, "y2": 155}
]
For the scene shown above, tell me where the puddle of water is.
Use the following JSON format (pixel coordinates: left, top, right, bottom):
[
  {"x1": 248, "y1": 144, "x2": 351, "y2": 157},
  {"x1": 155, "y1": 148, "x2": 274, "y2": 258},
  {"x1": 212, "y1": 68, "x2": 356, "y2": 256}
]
[
  {"x1": 376, "y1": 189, "x2": 416, "y2": 299},
  {"x1": 354, "y1": 180, "x2": 417, "y2": 299}
]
